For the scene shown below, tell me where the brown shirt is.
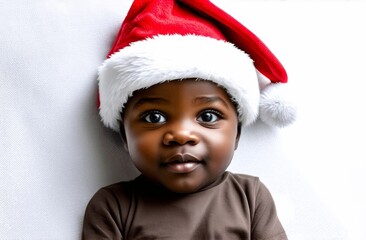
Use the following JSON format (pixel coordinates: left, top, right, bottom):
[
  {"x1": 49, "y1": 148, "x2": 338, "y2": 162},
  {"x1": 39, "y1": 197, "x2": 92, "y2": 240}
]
[{"x1": 82, "y1": 172, "x2": 287, "y2": 240}]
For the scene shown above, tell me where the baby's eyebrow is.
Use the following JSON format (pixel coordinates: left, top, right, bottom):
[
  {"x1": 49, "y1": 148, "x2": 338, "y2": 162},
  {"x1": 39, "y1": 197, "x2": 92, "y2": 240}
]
[
  {"x1": 133, "y1": 97, "x2": 169, "y2": 108},
  {"x1": 194, "y1": 96, "x2": 229, "y2": 107}
]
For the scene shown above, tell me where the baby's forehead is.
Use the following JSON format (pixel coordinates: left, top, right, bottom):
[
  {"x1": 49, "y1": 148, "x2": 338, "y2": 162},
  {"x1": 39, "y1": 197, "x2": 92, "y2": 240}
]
[
  {"x1": 127, "y1": 79, "x2": 233, "y2": 102},
  {"x1": 122, "y1": 79, "x2": 238, "y2": 113}
]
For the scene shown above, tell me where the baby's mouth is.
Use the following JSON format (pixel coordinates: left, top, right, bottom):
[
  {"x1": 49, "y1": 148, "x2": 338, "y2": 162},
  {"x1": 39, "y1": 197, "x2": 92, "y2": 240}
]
[{"x1": 162, "y1": 153, "x2": 203, "y2": 174}]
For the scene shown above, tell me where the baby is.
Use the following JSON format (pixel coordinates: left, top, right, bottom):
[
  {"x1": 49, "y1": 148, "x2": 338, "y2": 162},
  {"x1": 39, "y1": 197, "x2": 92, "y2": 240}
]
[{"x1": 82, "y1": 0, "x2": 295, "y2": 239}]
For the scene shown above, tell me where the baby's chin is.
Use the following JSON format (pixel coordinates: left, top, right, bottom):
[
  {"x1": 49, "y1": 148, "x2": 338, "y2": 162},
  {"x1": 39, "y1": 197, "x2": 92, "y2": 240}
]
[{"x1": 159, "y1": 174, "x2": 222, "y2": 194}]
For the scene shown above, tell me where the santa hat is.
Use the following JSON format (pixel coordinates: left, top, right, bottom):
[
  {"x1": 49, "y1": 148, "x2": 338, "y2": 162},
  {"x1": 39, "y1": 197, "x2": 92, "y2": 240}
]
[{"x1": 98, "y1": 0, "x2": 296, "y2": 131}]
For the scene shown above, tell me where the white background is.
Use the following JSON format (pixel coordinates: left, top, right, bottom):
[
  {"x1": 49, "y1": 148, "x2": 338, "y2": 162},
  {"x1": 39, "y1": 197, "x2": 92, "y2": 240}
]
[{"x1": 1, "y1": 0, "x2": 365, "y2": 239}]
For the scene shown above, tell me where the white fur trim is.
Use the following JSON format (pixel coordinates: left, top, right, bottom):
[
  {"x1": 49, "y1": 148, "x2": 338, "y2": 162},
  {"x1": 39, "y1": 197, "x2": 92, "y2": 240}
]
[
  {"x1": 259, "y1": 83, "x2": 297, "y2": 127},
  {"x1": 98, "y1": 34, "x2": 260, "y2": 131}
]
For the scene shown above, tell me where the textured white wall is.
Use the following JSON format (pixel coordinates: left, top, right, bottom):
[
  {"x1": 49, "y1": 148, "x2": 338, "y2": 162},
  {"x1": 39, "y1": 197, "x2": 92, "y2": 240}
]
[{"x1": 1, "y1": 0, "x2": 365, "y2": 239}]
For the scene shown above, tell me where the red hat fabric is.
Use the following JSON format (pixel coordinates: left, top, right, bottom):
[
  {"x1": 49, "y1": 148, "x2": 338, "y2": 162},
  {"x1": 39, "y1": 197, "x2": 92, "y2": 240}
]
[{"x1": 98, "y1": 0, "x2": 296, "y2": 131}]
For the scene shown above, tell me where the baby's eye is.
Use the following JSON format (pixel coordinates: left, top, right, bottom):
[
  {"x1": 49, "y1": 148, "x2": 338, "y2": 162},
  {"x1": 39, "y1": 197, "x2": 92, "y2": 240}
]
[
  {"x1": 143, "y1": 111, "x2": 166, "y2": 123},
  {"x1": 197, "y1": 110, "x2": 222, "y2": 123}
]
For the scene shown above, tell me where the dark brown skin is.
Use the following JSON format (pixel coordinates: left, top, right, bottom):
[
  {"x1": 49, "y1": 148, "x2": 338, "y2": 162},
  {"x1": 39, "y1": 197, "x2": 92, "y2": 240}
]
[{"x1": 120, "y1": 79, "x2": 241, "y2": 193}]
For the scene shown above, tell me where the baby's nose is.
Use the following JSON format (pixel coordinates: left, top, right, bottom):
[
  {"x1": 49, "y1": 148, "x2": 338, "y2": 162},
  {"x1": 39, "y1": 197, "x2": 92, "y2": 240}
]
[{"x1": 162, "y1": 121, "x2": 200, "y2": 146}]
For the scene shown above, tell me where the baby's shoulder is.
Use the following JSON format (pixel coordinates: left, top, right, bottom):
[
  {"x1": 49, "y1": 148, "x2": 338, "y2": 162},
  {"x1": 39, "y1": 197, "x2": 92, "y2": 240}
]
[
  {"x1": 226, "y1": 172, "x2": 276, "y2": 205},
  {"x1": 225, "y1": 171, "x2": 260, "y2": 187},
  {"x1": 98, "y1": 177, "x2": 139, "y2": 199},
  {"x1": 223, "y1": 172, "x2": 271, "y2": 198}
]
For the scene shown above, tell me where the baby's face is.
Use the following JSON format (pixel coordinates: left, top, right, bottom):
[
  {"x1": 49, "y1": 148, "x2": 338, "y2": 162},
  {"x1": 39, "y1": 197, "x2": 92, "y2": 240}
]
[{"x1": 121, "y1": 79, "x2": 240, "y2": 193}]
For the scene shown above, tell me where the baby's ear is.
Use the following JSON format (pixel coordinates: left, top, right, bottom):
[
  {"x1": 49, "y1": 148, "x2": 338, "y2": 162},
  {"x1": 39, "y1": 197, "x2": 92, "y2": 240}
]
[
  {"x1": 234, "y1": 123, "x2": 242, "y2": 150},
  {"x1": 119, "y1": 121, "x2": 129, "y2": 151}
]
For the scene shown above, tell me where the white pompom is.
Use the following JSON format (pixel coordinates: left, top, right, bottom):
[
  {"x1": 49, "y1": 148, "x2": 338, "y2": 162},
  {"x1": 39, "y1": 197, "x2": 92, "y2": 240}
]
[{"x1": 259, "y1": 83, "x2": 297, "y2": 127}]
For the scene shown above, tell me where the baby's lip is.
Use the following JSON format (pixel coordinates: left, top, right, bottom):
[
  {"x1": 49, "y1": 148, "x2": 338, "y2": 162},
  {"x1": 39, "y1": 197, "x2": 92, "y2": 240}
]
[
  {"x1": 162, "y1": 153, "x2": 203, "y2": 174},
  {"x1": 164, "y1": 153, "x2": 202, "y2": 164}
]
